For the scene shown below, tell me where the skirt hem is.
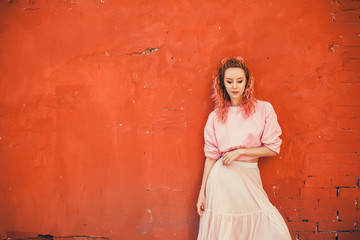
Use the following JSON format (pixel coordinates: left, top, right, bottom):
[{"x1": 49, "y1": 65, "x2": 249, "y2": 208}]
[{"x1": 203, "y1": 205, "x2": 276, "y2": 217}]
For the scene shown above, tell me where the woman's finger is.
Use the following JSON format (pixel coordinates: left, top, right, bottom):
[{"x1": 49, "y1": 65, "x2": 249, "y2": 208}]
[
  {"x1": 198, "y1": 205, "x2": 203, "y2": 217},
  {"x1": 197, "y1": 200, "x2": 205, "y2": 216}
]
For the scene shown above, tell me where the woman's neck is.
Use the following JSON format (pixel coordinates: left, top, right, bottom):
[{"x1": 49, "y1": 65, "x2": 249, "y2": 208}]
[{"x1": 230, "y1": 99, "x2": 242, "y2": 106}]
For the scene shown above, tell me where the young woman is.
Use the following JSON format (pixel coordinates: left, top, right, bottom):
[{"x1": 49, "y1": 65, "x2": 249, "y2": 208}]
[{"x1": 196, "y1": 57, "x2": 291, "y2": 239}]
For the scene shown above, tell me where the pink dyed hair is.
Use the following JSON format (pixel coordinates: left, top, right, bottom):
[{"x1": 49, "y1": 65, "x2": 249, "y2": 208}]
[{"x1": 211, "y1": 57, "x2": 257, "y2": 122}]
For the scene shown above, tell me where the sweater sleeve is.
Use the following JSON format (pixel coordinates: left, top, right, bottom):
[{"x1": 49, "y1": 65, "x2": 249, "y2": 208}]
[
  {"x1": 204, "y1": 112, "x2": 221, "y2": 160},
  {"x1": 260, "y1": 102, "x2": 282, "y2": 154}
]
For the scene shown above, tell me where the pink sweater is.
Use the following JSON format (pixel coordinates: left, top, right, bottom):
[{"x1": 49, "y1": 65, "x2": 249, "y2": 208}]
[{"x1": 204, "y1": 100, "x2": 282, "y2": 161}]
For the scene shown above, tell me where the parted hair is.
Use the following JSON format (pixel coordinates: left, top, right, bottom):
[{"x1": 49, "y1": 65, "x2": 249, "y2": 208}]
[{"x1": 212, "y1": 57, "x2": 257, "y2": 123}]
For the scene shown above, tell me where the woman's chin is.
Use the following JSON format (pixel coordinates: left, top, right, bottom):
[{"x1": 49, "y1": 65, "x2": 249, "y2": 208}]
[{"x1": 230, "y1": 95, "x2": 242, "y2": 101}]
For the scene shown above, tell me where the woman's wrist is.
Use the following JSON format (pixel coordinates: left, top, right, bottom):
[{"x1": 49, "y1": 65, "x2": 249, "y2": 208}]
[{"x1": 236, "y1": 148, "x2": 245, "y2": 157}]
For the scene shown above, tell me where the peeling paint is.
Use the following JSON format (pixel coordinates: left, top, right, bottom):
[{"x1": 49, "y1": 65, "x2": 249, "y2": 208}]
[
  {"x1": 147, "y1": 208, "x2": 153, "y2": 223},
  {"x1": 329, "y1": 43, "x2": 340, "y2": 53},
  {"x1": 127, "y1": 47, "x2": 160, "y2": 56},
  {"x1": 331, "y1": 12, "x2": 336, "y2": 22}
]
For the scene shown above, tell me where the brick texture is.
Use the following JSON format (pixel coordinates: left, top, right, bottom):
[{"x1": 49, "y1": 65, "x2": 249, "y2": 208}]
[{"x1": 280, "y1": 1, "x2": 360, "y2": 239}]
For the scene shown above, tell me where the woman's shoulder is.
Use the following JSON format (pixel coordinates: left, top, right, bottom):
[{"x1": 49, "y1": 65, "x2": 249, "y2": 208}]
[
  {"x1": 254, "y1": 99, "x2": 276, "y2": 115},
  {"x1": 204, "y1": 110, "x2": 219, "y2": 128},
  {"x1": 255, "y1": 99, "x2": 274, "y2": 109},
  {"x1": 207, "y1": 109, "x2": 218, "y2": 120}
]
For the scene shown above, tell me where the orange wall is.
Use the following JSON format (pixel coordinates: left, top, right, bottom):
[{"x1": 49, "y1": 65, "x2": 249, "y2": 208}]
[{"x1": 0, "y1": 0, "x2": 359, "y2": 239}]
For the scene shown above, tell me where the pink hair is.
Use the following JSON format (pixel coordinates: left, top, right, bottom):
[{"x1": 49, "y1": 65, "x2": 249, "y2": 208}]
[{"x1": 211, "y1": 57, "x2": 257, "y2": 123}]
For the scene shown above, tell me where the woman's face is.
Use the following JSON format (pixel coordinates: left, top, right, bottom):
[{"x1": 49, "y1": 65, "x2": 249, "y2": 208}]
[{"x1": 224, "y1": 67, "x2": 246, "y2": 105}]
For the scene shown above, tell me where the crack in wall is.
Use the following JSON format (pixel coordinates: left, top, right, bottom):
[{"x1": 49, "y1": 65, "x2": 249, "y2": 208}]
[
  {"x1": 126, "y1": 47, "x2": 160, "y2": 56},
  {"x1": 335, "y1": 0, "x2": 360, "y2": 11},
  {"x1": 329, "y1": 43, "x2": 340, "y2": 53}
]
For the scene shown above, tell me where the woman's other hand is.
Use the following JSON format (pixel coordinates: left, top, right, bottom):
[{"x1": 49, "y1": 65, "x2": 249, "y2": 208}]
[
  {"x1": 222, "y1": 149, "x2": 243, "y2": 166},
  {"x1": 196, "y1": 192, "x2": 206, "y2": 217}
]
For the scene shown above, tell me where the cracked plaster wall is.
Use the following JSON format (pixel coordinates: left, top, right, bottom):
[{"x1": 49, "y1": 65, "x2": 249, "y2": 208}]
[{"x1": 0, "y1": 0, "x2": 359, "y2": 239}]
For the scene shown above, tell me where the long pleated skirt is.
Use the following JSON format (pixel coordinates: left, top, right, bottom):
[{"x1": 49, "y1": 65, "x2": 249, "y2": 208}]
[{"x1": 197, "y1": 157, "x2": 292, "y2": 240}]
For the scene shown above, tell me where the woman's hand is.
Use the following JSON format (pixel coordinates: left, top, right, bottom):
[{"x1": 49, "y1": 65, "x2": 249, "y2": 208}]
[
  {"x1": 222, "y1": 149, "x2": 243, "y2": 166},
  {"x1": 196, "y1": 192, "x2": 206, "y2": 217}
]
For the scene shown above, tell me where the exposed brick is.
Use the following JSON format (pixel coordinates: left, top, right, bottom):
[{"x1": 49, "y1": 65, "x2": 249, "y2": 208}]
[
  {"x1": 318, "y1": 198, "x2": 357, "y2": 210},
  {"x1": 273, "y1": 186, "x2": 301, "y2": 198},
  {"x1": 317, "y1": 219, "x2": 357, "y2": 232},
  {"x1": 281, "y1": 208, "x2": 301, "y2": 222},
  {"x1": 298, "y1": 232, "x2": 336, "y2": 240},
  {"x1": 300, "y1": 187, "x2": 337, "y2": 199},
  {"x1": 277, "y1": 198, "x2": 319, "y2": 209},
  {"x1": 338, "y1": 188, "x2": 360, "y2": 199},
  {"x1": 290, "y1": 231, "x2": 299, "y2": 240},
  {"x1": 5, "y1": 231, "x2": 38, "y2": 239},
  {"x1": 304, "y1": 176, "x2": 332, "y2": 188},
  {"x1": 335, "y1": 0, "x2": 360, "y2": 11},
  {"x1": 338, "y1": 208, "x2": 360, "y2": 221},
  {"x1": 342, "y1": 58, "x2": 360, "y2": 72},
  {"x1": 297, "y1": 208, "x2": 337, "y2": 221},
  {"x1": 287, "y1": 221, "x2": 317, "y2": 232},
  {"x1": 331, "y1": 176, "x2": 359, "y2": 188},
  {"x1": 341, "y1": 34, "x2": 360, "y2": 48},
  {"x1": 337, "y1": 22, "x2": 360, "y2": 37},
  {"x1": 287, "y1": 2, "x2": 360, "y2": 239},
  {"x1": 303, "y1": 165, "x2": 360, "y2": 177},
  {"x1": 342, "y1": 46, "x2": 360, "y2": 61},
  {"x1": 304, "y1": 152, "x2": 359, "y2": 165},
  {"x1": 337, "y1": 232, "x2": 360, "y2": 240},
  {"x1": 334, "y1": 10, "x2": 360, "y2": 23}
]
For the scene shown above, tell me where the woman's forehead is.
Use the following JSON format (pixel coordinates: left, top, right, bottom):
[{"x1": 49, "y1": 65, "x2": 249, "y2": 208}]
[{"x1": 224, "y1": 68, "x2": 245, "y2": 78}]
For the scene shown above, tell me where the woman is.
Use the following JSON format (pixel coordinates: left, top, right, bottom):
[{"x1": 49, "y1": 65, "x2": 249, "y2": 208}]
[{"x1": 196, "y1": 57, "x2": 291, "y2": 240}]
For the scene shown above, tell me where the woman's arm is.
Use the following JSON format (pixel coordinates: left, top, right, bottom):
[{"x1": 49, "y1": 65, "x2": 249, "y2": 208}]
[
  {"x1": 221, "y1": 146, "x2": 278, "y2": 166},
  {"x1": 196, "y1": 157, "x2": 217, "y2": 216},
  {"x1": 237, "y1": 146, "x2": 278, "y2": 158}
]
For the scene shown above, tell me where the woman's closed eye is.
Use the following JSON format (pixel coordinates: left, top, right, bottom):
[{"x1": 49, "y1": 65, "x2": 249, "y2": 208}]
[{"x1": 227, "y1": 81, "x2": 243, "y2": 84}]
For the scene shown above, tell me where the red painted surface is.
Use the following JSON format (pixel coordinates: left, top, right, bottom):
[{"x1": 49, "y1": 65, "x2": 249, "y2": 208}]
[{"x1": 0, "y1": 0, "x2": 359, "y2": 239}]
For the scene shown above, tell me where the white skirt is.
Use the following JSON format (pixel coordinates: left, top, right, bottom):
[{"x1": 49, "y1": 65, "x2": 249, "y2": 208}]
[{"x1": 197, "y1": 157, "x2": 292, "y2": 240}]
